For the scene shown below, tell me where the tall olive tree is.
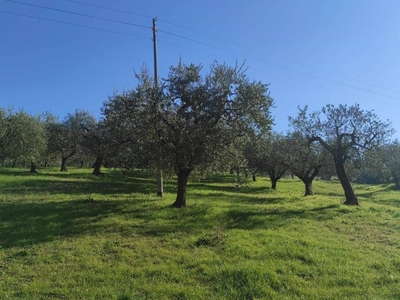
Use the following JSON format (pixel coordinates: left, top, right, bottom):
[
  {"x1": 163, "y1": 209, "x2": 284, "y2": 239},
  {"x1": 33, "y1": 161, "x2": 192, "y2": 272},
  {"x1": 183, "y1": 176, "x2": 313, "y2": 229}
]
[
  {"x1": 289, "y1": 104, "x2": 394, "y2": 205},
  {"x1": 137, "y1": 61, "x2": 274, "y2": 207}
]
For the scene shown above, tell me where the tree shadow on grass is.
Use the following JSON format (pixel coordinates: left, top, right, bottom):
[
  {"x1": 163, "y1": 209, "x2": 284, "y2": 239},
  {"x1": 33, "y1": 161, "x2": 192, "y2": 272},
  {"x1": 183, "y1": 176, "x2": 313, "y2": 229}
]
[
  {"x1": 189, "y1": 191, "x2": 288, "y2": 206},
  {"x1": 0, "y1": 197, "x2": 351, "y2": 249},
  {"x1": 133, "y1": 201, "x2": 329, "y2": 240},
  {"x1": 223, "y1": 204, "x2": 345, "y2": 231},
  {"x1": 0, "y1": 197, "x2": 168, "y2": 249},
  {"x1": 190, "y1": 182, "x2": 272, "y2": 196},
  {"x1": 0, "y1": 197, "x2": 222, "y2": 248},
  {"x1": 1, "y1": 170, "x2": 161, "y2": 196},
  {"x1": 3, "y1": 179, "x2": 154, "y2": 196}
]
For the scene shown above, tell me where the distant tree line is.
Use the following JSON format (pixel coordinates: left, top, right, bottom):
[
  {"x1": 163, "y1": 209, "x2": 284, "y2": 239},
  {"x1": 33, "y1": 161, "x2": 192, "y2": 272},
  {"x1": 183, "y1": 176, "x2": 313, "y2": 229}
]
[{"x1": 0, "y1": 61, "x2": 396, "y2": 206}]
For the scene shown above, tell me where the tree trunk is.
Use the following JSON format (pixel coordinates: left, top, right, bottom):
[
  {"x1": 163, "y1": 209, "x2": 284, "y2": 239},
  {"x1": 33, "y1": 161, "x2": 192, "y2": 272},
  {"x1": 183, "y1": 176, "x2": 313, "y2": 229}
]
[
  {"x1": 12, "y1": 159, "x2": 16, "y2": 168},
  {"x1": 394, "y1": 175, "x2": 400, "y2": 189},
  {"x1": 271, "y1": 178, "x2": 277, "y2": 190},
  {"x1": 29, "y1": 161, "x2": 37, "y2": 173},
  {"x1": 252, "y1": 174, "x2": 257, "y2": 182},
  {"x1": 172, "y1": 168, "x2": 192, "y2": 208},
  {"x1": 235, "y1": 166, "x2": 241, "y2": 187},
  {"x1": 92, "y1": 156, "x2": 104, "y2": 176},
  {"x1": 60, "y1": 156, "x2": 68, "y2": 172},
  {"x1": 60, "y1": 152, "x2": 76, "y2": 172},
  {"x1": 157, "y1": 169, "x2": 163, "y2": 197},
  {"x1": 297, "y1": 168, "x2": 319, "y2": 196},
  {"x1": 335, "y1": 160, "x2": 359, "y2": 205},
  {"x1": 303, "y1": 179, "x2": 313, "y2": 196}
]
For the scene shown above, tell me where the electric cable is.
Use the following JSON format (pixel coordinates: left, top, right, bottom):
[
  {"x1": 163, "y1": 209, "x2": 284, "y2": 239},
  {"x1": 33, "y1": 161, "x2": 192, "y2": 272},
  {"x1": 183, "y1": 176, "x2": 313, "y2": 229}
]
[
  {"x1": 0, "y1": 10, "x2": 150, "y2": 39},
  {"x1": 4, "y1": 0, "x2": 150, "y2": 29}
]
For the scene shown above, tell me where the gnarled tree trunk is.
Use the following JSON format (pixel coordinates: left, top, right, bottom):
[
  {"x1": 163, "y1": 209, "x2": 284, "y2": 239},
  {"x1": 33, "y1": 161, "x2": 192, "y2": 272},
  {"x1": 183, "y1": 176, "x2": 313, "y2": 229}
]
[
  {"x1": 60, "y1": 156, "x2": 68, "y2": 172},
  {"x1": 296, "y1": 167, "x2": 320, "y2": 196},
  {"x1": 271, "y1": 178, "x2": 278, "y2": 190},
  {"x1": 92, "y1": 155, "x2": 104, "y2": 176},
  {"x1": 268, "y1": 168, "x2": 286, "y2": 190},
  {"x1": 60, "y1": 152, "x2": 76, "y2": 172},
  {"x1": 304, "y1": 179, "x2": 313, "y2": 196},
  {"x1": 335, "y1": 159, "x2": 359, "y2": 205},
  {"x1": 172, "y1": 168, "x2": 192, "y2": 208}
]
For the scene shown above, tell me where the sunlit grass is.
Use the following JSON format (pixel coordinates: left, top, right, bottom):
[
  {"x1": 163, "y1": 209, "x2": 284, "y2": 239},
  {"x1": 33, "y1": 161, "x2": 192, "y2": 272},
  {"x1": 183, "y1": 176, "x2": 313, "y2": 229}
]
[{"x1": 1, "y1": 168, "x2": 400, "y2": 299}]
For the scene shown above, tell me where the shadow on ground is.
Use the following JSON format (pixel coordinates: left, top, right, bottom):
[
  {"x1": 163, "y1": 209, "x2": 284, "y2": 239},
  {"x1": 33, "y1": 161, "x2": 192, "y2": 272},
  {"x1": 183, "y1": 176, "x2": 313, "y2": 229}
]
[{"x1": 0, "y1": 169, "x2": 159, "y2": 195}]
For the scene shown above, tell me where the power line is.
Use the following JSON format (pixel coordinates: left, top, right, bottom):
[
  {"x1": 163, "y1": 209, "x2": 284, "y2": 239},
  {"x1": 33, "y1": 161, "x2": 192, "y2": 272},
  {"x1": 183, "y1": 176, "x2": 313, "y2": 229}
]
[
  {"x1": 159, "y1": 18, "x2": 400, "y2": 95},
  {"x1": 0, "y1": 10, "x2": 150, "y2": 39},
  {"x1": 65, "y1": 0, "x2": 153, "y2": 20},
  {"x1": 58, "y1": 0, "x2": 400, "y2": 95},
  {"x1": 4, "y1": 0, "x2": 150, "y2": 29},
  {"x1": 158, "y1": 40, "x2": 400, "y2": 108},
  {"x1": 3, "y1": 2, "x2": 399, "y2": 107},
  {"x1": 159, "y1": 30, "x2": 400, "y2": 102}
]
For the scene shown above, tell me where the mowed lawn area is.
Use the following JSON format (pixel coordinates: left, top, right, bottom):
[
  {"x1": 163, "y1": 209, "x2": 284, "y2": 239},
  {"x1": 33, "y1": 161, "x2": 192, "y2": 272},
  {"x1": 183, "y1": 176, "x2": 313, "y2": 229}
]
[{"x1": 0, "y1": 168, "x2": 400, "y2": 299}]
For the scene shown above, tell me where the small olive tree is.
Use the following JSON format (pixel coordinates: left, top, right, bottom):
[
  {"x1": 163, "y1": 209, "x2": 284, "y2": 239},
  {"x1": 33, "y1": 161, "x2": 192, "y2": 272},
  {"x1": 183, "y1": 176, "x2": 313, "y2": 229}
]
[
  {"x1": 286, "y1": 132, "x2": 326, "y2": 196},
  {"x1": 3, "y1": 110, "x2": 47, "y2": 172},
  {"x1": 380, "y1": 140, "x2": 400, "y2": 189}
]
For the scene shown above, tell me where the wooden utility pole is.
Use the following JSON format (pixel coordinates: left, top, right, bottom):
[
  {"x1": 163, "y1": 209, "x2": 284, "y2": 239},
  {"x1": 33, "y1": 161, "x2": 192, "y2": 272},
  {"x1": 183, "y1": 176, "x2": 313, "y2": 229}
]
[{"x1": 153, "y1": 17, "x2": 163, "y2": 197}]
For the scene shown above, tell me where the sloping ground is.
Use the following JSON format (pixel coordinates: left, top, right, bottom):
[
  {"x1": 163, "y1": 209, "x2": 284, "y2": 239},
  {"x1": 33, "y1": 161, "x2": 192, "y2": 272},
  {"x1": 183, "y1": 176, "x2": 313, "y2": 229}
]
[{"x1": 0, "y1": 168, "x2": 399, "y2": 299}]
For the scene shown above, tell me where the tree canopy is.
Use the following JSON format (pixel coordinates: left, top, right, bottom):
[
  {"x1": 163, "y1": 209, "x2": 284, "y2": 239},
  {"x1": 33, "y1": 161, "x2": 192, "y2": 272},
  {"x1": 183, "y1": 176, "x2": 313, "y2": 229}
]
[{"x1": 104, "y1": 61, "x2": 275, "y2": 207}]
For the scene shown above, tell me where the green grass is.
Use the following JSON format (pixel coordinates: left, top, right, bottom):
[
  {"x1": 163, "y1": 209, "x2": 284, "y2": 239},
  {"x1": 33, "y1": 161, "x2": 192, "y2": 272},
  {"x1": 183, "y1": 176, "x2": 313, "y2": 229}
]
[{"x1": 1, "y1": 168, "x2": 400, "y2": 299}]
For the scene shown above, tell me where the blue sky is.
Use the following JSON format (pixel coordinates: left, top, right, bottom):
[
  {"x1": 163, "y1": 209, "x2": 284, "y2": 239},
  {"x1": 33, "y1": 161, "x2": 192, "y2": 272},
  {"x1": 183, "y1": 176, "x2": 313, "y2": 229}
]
[{"x1": 1, "y1": 0, "x2": 399, "y2": 138}]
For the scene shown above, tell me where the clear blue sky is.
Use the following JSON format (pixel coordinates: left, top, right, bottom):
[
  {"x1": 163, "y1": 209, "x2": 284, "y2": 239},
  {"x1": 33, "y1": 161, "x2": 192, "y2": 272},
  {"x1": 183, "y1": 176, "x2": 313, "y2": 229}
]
[{"x1": 1, "y1": 0, "x2": 399, "y2": 138}]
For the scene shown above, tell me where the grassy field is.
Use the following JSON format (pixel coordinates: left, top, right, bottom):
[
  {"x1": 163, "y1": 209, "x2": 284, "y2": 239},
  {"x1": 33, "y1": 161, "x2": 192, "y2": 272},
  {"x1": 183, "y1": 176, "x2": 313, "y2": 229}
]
[{"x1": 0, "y1": 168, "x2": 400, "y2": 299}]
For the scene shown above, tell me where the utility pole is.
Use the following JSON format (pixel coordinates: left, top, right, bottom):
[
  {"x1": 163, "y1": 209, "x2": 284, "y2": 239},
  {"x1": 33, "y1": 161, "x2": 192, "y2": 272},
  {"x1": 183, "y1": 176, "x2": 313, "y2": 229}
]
[
  {"x1": 153, "y1": 18, "x2": 158, "y2": 89},
  {"x1": 153, "y1": 17, "x2": 163, "y2": 197}
]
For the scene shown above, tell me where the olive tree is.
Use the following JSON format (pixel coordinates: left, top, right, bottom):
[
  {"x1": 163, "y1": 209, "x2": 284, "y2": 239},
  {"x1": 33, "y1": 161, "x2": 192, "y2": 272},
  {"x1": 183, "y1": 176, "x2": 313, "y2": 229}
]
[
  {"x1": 263, "y1": 133, "x2": 290, "y2": 190},
  {"x1": 286, "y1": 132, "x2": 326, "y2": 196},
  {"x1": 80, "y1": 119, "x2": 109, "y2": 176},
  {"x1": 2, "y1": 110, "x2": 47, "y2": 172},
  {"x1": 47, "y1": 110, "x2": 96, "y2": 171},
  {"x1": 289, "y1": 104, "x2": 394, "y2": 205},
  {"x1": 136, "y1": 61, "x2": 274, "y2": 207},
  {"x1": 380, "y1": 140, "x2": 400, "y2": 189},
  {"x1": 102, "y1": 89, "x2": 157, "y2": 171}
]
